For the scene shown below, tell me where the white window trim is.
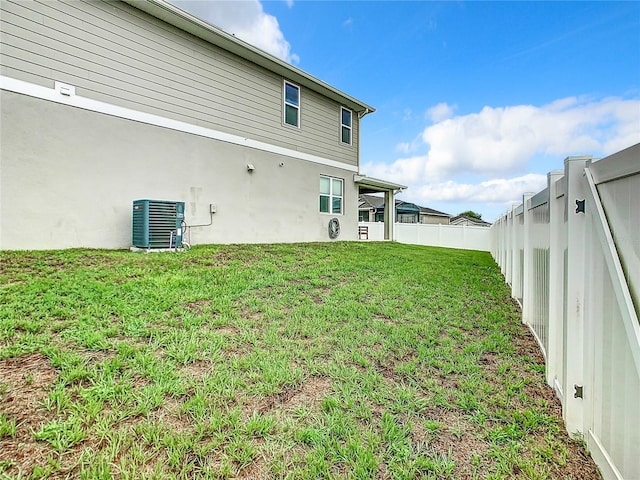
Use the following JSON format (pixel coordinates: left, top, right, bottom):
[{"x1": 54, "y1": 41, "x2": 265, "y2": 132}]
[
  {"x1": 320, "y1": 175, "x2": 344, "y2": 215},
  {"x1": 283, "y1": 80, "x2": 300, "y2": 128},
  {"x1": 340, "y1": 106, "x2": 352, "y2": 146}
]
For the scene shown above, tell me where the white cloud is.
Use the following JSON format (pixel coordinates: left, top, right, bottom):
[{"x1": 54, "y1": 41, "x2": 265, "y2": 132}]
[
  {"x1": 395, "y1": 132, "x2": 423, "y2": 154},
  {"x1": 364, "y1": 96, "x2": 640, "y2": 185},
  {"x1": 396, "y1": 142, "x2": 412, "y2": 154},
  {"x1": 411, "y1": 174, "x2": 548, "y2": 205},
  {"x1": 170, "y1": 0, "x2": 299, "y2": 63},
  {"x1": 426, "y1": 102, "x2": 456, "y2": 123}
]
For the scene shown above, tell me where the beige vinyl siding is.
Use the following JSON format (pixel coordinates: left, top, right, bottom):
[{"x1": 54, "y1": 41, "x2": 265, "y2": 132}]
[{"x1": 0, "y1": 0, "x2": 359, "y2": 166}]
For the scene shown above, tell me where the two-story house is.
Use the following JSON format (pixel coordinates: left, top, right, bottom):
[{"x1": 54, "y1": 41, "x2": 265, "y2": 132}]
[{"x1": 0, "y1": 0, "x2": 403, "y2": 249}]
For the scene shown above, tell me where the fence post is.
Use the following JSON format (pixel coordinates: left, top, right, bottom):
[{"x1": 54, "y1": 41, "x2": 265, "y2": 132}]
[
  {"x1": 547, "y1": 170, "x2": 564, "y2": 393},
  {"x1": 502, "y1": 212, "x2": 509, "y2": 273},
  {"x1": 522, "y1": 193, "x2": 534, "y2": 325},
  {"x1": 504, "y1": 209, "x2": 512, "y2": 283},
  {"x1": 510, "y1": 205, "x2": 521, "y2": 299},
  {"x1": 563, "y1": 155, "x2": 591, "y2": 437}
]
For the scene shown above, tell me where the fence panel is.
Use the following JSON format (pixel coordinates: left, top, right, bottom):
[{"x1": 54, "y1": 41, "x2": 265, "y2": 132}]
[
  {"x1": 584, "y1": 157, "x2": 640, "y2": 480},
  {"x1": 358, "y1": 222, "x2": 491, "y2": 251},
  {"x1": 514, "y1": 208, "x2": 525, "y2": 305},
  {"x1": 591, "y1": 153, "x2": 640, "y2": 316},
  {"x1": 528, "y1": 189, "x2": 550, "y2": 356},
  {"x1": 548, "y1": 170, "x2": 566, "y2": 401},
  {"x1": 358, "y1": 222, "x2": 384, "y2": 241},
  {"x1": 490, "y1": 143, "x2": 640, "y2": 480},
  {"x1": 585, "y1": 218, "x2": 640, "y2": 480}
]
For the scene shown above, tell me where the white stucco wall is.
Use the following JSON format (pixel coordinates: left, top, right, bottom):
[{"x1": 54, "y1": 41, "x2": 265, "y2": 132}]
[{"x1": 0, "y1": 91, "x2": 358, "y2": 249}]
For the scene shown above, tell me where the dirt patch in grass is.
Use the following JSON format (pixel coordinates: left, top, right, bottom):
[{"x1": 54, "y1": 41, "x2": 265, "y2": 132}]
[
  {"x1": 478, "y1": 351, "x2": 500, "y2": 367},
  {"x1": 239, "y1": 306, "x2": 265, "y2": 321},
  {"x1": 0, "y1": 353, "x2": 58, "y2": 476},
  {"x1": 80, "y1": 348, "x2": 118, "y2": 364},
  {"x1": 305, "y1": 292, "x2": 325, "y2": 305},
  {"x1": 372, "y1": 313, "x2": 396, "y2": 325},
  {"x1": 284, "y1": 376, "x2": 332, "y2": 410},
  {"x1": 304, "y1": 286, "x2": 331, "y2": 305},
  {"x1": 214, "y1": 324, "x2": 240, "y2": 335},
  {"x1": 187, "y1": 250, "x2": 237, "y2": 267},
  {"x1": 179, "y1": 359, "x2": 214, "y2": 378},
  {"x1": 236, "y1": 455, "x2": 269, "y2": 480},
  {"x1": 149, "y1": 397, "x2": 192, "y2": 433},
  {"x1": 183, "y1": 299, "x2": 211, "y2": 314},
  {"x1": 546, "y1": 437, "x2": 603, "y2": 480},
  {"x1": 245, "y1": 376, "x2": 332, "y2": 415},
  {"x1": 421, "y1": 409, "x2": 490, "y2": 479}
]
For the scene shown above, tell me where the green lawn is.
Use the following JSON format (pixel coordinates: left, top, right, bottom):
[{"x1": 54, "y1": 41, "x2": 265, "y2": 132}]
[{"x1": 0, "y1": 242, "x2": 599, "y2": 479}]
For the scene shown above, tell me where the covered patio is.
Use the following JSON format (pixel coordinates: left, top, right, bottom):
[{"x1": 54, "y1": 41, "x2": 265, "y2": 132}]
[{"x1": 354, "y1": 174, "x2": 406, "y2": 241}]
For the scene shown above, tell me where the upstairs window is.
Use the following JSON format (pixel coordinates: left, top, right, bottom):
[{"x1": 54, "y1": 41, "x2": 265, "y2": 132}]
[
  {"x1": 320, "y1": 176, "x2": 343, "y2": 214},
  {"x1": 284, "y1": 81, "x2": 300, "y2": 127},
  {"x1": 341, "y1": 107, "x2": 352, "y2": 145}
]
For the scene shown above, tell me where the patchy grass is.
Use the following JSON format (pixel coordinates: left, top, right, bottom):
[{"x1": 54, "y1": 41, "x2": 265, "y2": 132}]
[{"x1": 0, "y1": 243, "x2": 599, "y2": 479}]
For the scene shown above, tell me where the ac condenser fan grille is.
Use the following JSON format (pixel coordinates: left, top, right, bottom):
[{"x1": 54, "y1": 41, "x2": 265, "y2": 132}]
[{"x1": 132, "y1": 199, "x2": 185, "y2": 248}]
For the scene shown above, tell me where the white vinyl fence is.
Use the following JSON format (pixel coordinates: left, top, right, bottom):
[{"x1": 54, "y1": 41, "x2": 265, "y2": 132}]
[
  {"x1": 358, "y1": 222, "x2": 491, "y2": 251},
  {"x1": 491, "y1": 144, "x2": 640, "y2": 480}
]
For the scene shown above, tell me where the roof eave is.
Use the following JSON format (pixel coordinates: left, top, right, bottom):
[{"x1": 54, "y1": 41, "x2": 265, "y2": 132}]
[
  {"x1": 354, "y1": 175, "x2": 407, "y2": 192},
  {"x1": 123, "y1": 0, "x2": 376, "y2": 115}
]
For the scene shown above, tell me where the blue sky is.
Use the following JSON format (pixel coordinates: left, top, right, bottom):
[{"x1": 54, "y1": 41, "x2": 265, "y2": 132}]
[{"x1": 170, "y1": 1, "x2": 640, "y2": 221}]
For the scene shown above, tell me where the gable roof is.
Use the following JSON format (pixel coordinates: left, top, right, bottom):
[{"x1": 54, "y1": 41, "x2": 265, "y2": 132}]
[
  {"x1": 359, "y1": 194, "x2": 385, "y2": 209},
  {"x1": 125, "y1": 0, "x2": 375, "y2": 116},
  {"x1": 450, "y1": 215, "x2": 492, "y2": 227},
  {"x1": 418, "y1": 206, "x2": 450, "y2": 217}
]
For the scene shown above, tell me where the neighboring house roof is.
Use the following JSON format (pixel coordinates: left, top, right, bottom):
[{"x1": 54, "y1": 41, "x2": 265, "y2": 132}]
[
  {"x1": 358, "y1": 195, "x2": 450, "y2": 216},
  {"x1": 450, "y1": 215, "x2": 492, "y2": 227},
  {"x1": 418, "y1": 206, "x2": 451, "y2": 217},
  {"x1": 125, "y1": 0, "x2": 375, "y2": 116},
  {"x1": 359, "y1": 194, "x2": 385, "y2": 209},
  {"x1": 396, "y1": 201, "x2": 420, "y2": 214}
]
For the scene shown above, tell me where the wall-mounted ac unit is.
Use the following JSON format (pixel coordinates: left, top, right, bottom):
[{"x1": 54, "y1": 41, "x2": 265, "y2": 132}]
[{"x1": 132, "y1": 199, "x2": 185, "y2": 249}]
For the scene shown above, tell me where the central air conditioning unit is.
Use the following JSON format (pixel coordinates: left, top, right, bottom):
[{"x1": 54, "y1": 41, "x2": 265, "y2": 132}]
[{"x1": 132, "y1": 199, "x2": 185, "y2": 249}]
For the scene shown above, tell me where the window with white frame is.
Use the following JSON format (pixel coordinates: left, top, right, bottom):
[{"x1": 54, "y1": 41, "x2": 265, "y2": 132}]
[
  {"x1": 284, "y1": 81, "x2": 300, "y2": 127},
  {"x1": 319, "y1": 176, "x2": 343, "y2": 214},
  {"x1": 340, "y1": 107, "x2": 352, "y2": 145}
]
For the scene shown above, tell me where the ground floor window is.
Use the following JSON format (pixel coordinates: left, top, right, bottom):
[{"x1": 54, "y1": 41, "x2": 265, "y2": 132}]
[{"x1": 320, "y1": 176, "x2": 343, "y2": 214}]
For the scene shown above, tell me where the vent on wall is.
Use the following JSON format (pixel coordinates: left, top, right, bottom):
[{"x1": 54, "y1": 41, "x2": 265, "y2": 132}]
[{"x1": 132, "y1": 199, "x2": 185, "y2": 249}]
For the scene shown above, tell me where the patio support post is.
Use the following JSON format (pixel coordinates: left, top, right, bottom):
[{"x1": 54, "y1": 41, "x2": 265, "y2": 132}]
[
  {"x1": 563, "y1": 155, "x2": 591, "y2": 437},
  {"x1": 384, "y1": 189, "x2": 394, "y2": 241}
]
